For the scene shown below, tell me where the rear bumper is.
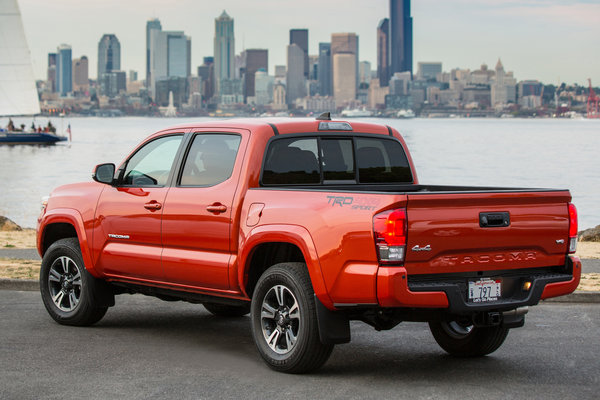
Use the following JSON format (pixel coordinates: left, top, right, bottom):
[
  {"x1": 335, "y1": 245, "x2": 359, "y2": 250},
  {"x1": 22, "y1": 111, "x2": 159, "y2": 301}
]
[{"x1": 376, "y1": 256, "x2": 581, "y2": 313}]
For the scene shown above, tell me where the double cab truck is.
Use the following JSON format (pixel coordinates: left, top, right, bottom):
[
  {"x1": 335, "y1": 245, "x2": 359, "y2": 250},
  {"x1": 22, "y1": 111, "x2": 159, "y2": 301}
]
[{"x1": 37, "y1": 116, "x2": 581, "y2": 373}]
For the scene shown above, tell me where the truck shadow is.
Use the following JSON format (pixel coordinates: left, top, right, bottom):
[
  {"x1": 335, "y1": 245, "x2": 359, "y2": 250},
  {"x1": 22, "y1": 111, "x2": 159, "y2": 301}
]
[{"x1": 88, "y1": 299, "x2": 580, "y2": 385}]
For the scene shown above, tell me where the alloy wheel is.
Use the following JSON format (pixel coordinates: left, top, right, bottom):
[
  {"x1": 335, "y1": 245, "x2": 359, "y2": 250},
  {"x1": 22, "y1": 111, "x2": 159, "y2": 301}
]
[{"x1": 260, "y1": 284, "x2": 301, "y2": 354}]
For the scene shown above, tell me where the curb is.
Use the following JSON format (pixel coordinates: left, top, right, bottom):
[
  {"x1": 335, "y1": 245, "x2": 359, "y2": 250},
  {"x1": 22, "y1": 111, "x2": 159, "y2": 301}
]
[
  {"x1": 542, "y1": 291, "x2": 600, "y2": 304},
  {"x1": 0, "y1": 279, "x2": 598, "y2": 303},
  {"x1": 0, "y1": 279, "x2": 38, "y2": 291}
]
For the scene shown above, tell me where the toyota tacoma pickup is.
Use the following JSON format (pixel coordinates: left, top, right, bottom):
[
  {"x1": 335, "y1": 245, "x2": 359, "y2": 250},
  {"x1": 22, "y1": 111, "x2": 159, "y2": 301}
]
[{"x1": 37, "y1": 116, "x2": 581, "y2": 373}]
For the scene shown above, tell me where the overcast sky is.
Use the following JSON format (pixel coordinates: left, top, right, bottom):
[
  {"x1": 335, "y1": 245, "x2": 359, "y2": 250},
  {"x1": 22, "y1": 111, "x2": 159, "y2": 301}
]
[{"x1": 18, "y1": 0, "x2": 600, "y2": 85}]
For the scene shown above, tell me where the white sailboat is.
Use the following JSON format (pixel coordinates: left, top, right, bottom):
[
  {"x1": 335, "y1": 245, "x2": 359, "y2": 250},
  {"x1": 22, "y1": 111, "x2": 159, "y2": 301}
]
[{"x1": 0, "y1": 0, "x2": 66, "y2": 143}]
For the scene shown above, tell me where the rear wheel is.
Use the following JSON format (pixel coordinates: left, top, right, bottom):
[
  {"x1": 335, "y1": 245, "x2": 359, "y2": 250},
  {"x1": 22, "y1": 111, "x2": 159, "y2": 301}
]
[
  {"x1": 429, "y1": 320, "x2": 509, "y2": 357},
  {"x1": 203, "y1": 302, "x2": 250, "y2": 317},
  {"x1": 40, "y1": 238, "x2": 109, "y2": 326},
  {"x1": 251, "y1": 263, "x2": 333, "y2": 373}
]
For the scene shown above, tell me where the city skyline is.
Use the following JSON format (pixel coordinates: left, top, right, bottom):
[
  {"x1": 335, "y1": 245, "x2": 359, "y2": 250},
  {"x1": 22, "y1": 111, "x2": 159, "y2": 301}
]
[{"x1": 17, "y1": 0, "x2": 600, "y2": 85}]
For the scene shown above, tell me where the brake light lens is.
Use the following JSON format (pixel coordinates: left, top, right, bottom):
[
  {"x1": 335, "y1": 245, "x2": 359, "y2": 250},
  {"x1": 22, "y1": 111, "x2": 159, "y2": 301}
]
[
  {"x1": 568, "y1": 203, "x2": 578, "y2": 253},
  {"x1": 373, "y1": 208, "x2": 407, "y2": 265}
]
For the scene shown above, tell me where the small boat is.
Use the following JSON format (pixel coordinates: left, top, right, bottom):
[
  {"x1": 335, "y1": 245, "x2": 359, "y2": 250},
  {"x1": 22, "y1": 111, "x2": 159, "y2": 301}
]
[
  {"x1": 0, "y1": 131, "x2": 67, "y2": 144},
  {"x1": 341, "y1": 109, "x2": 373, "y2": 118},
  {"x1": 0, "y1": 0, "x2": 69, "y2": 145},
  {"x1": 397, "y1": 109, "x2": 415, "y2": 119}
]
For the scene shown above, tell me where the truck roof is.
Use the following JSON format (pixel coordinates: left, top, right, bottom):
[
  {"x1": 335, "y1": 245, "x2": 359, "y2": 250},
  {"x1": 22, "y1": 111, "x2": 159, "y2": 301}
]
[{"x1": 153, "y1": 118, "x2": 392, "y2": 137}]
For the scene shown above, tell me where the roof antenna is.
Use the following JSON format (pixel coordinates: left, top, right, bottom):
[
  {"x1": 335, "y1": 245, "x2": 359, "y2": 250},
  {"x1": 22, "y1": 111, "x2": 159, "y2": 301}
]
[{"x1": 316, "y1": 112, "x2": 331, "y2": 121}]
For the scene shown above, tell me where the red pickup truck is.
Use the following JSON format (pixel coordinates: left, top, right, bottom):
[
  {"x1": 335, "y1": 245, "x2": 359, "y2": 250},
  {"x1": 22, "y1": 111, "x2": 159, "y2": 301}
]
[{"x1": 37, "y1": 116, "x2": 581, "y2": 373}]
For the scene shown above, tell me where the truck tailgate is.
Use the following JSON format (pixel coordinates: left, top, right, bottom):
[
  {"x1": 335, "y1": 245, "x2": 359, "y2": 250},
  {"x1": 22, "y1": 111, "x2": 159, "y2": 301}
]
[{"x1": 404, "y1": 190, "x2": 571, "y2": 275}]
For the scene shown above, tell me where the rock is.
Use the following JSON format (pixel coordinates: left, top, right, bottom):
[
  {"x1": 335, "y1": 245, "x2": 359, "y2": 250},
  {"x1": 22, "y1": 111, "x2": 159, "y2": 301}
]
[
  {"x1": 578, "y1": 225, "x2": 600, "y2": 242},
  {"x1": 0, "y1": 216, "x2": 23, "y2": 232}
]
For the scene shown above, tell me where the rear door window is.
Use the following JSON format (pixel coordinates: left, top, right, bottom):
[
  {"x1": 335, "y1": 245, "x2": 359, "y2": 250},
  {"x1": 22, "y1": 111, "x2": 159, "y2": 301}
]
[{"x1": 179, "y1": 134, "x2": 241, "y2": 187}]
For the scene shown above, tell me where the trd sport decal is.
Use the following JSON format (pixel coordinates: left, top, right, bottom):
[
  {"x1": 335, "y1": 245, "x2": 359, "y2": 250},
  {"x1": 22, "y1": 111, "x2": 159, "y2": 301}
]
[{"x1": 326, "y1": 196, "x2": 381, "y2": 211}]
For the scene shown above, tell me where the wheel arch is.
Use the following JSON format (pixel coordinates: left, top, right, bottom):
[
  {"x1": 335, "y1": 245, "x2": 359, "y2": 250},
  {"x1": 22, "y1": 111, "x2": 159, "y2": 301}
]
[
  {"x1": 38, "y1": 209, "x2": 97, "y2": 277},
  {"x1": 238, "y1": 224, "x2": 333, "y2": 308}
]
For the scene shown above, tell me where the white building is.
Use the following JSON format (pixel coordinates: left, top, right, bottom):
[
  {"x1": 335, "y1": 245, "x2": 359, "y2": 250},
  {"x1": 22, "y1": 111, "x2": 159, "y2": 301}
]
[
  {"x1": 333, "y1": 52, "x2": 356, "y2": 105},
  {"x1": 254, "y1": 69, "x2": 274, "y2": 105},
  {"x1": 491, "y1": 59, "x2": 516, "y2": 106}
]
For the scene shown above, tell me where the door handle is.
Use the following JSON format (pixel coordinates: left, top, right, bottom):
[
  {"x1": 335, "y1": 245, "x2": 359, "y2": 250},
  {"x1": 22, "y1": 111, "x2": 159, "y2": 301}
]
[
  {"x1": 144, "y1": 201, "x2": 162, "y2": 211},
  {"x1": 206, "y1": 203, "x2": 227, "y2": 214}
]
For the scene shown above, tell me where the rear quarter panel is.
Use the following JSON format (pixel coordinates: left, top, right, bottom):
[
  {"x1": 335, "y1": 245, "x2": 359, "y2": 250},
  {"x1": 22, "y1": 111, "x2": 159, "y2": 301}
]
[{"x1": 239, "y1": 189, "x2": 407, "y2": 305}]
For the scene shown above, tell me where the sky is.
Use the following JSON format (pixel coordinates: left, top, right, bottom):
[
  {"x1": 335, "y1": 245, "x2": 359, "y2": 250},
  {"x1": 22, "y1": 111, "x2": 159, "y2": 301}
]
[{"x1": 17, "y1": 0, "x2": 600, "y2": 86}]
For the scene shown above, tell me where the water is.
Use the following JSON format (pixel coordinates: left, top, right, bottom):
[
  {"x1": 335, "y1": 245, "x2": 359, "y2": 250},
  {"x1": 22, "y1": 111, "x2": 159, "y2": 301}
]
[{"x1": 0, "y1": 117, "x2": 598, "y2": 229}]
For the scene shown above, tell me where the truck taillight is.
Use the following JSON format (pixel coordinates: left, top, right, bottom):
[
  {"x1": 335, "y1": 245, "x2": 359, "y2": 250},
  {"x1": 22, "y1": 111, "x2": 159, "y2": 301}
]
[
  {"x1": 568, "y1": 203, "x2": 578, "y2": 253},
  {"x1": 373, "y1": 208, "x2": 407, "y2": 265}
]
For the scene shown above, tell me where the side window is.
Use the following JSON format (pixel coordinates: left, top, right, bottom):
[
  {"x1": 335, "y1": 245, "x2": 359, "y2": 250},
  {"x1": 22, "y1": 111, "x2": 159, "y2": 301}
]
[
  {"x1": 262, "y1": 138, "x2": 320, "y2": 185},
  {"x1": 355, "y1": 138, "x2": 412, "y2": 183},
  {"x1": 180, "y1": 134, "x2": 241, "y2": 186},
  {"x1": 122, "y1": 135, "x2": 182, "y2": 186}
]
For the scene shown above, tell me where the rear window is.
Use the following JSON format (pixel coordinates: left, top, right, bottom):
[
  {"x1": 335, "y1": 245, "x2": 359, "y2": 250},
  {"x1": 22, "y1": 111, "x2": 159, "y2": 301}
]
[{"x1": 262, "y1": 135, "x2": 412, "y2": 185}]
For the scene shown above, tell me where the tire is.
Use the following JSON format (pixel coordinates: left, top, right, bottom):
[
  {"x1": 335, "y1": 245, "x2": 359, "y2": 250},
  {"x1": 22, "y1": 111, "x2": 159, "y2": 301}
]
[
  {"x1": 203, "y1": 302, "x2": 250, "y2": 317},
  {"x1": 429, "y1": 320, "x2": 509, "y2": 357},
  {"x1": 251, "y1": 262, "x2": 334, "y2": 373},
  {"x1": 40, "y1": 238, "x2": 109, "y2": 326}
]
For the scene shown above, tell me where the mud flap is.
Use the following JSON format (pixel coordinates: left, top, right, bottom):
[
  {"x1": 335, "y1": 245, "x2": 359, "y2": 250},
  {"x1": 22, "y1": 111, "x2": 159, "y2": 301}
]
[{"x1": 314, "y1": 295, "x2": 351, "y2": 344}]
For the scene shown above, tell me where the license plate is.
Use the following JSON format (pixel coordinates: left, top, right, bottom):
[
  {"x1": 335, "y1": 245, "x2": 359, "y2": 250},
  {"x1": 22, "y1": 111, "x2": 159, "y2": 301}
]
[{"x1": 468, "y1": 279, "x2": 501, "y2": 303}]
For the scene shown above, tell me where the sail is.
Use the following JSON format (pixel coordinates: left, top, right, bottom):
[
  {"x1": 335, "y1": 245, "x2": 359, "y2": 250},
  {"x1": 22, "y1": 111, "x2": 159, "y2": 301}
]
[{"x1": 0, "y1": 0, "x2": 41, "y2": 116}]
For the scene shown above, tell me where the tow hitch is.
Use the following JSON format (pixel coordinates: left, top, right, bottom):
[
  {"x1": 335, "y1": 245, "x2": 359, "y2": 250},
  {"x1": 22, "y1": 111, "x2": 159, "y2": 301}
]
[{"x1": 472, "y1": 307, "x2": 528, "y2": 328}]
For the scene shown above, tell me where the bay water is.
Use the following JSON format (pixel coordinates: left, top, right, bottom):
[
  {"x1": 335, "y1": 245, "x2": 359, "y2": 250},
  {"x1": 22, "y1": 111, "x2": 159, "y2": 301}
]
[{"x1": 0, "y1": 117, "x2": 598, "y2": 230}]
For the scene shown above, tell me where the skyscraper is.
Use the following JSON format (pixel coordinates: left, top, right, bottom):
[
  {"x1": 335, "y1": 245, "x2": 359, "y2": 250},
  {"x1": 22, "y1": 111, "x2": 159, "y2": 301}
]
[
  {"x1": 242, "y1": 49, "x2": 268, "y2": 100},
  {"x1": 290, "y1": 29, "x2": 308, "y2": 78},
  {"x1": 197, "y1": 57, "x2": 214, "y2": 101},
  {"x1": 377, "y1": 18, "x2": 390, "y2": 86},
  {"x1": 359, "y1": 61, "x2": 371, "y2": 85},
  {"x1": 214, "y1": 10, "x2": 235, "y2": 97},
  {"x1": 146, "y1": 19, "x2": 162, "y2": 87},
  {"x1": 72, "y1": 56, "x2": 89, "y2": 92},
  {"x1": 56, "y1": 44, "x2": 72, "y2": 96},
  {"x1": 98, "y1": 34, "x2": 121, "y2": 78},
  {"x1": 47, "y1": 53, "x2": 57, "y2": 92},
  {"x1": 149, "y1": 29, "x2": 191, "y2": 98},
  {"x1": 331, "y1": 33, "x2": 359, "y2": 92},
  {"x1": 389, "y1": 0, "x2": 413, "y2": 76},
  {"x1": 333, "y1": 52, "x2": 356, "y2": 105},
  {"x1": 318, "y1": 43, "x2": 332, "y2": 96},
  {"x1": 286, "y1": 43, "x2": 306, "y2": 106}
]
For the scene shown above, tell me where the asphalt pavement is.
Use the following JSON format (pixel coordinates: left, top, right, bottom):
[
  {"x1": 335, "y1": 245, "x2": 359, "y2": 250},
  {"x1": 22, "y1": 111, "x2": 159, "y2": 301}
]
[{"x1": 1, "y1": 290, "x2": 598, "y2": 399}]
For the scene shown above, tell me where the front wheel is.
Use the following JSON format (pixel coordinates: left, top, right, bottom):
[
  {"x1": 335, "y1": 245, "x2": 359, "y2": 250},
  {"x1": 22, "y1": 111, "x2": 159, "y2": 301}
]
[
  {"x1": 429, "y1": 320, "x2": 509, "y2": 357},
  {"x1": 40, "y1": 238, "x2": 109, "y2": 326},
  {"x1": 251, "y1": 262, "x2": 333, "y2": 373}
]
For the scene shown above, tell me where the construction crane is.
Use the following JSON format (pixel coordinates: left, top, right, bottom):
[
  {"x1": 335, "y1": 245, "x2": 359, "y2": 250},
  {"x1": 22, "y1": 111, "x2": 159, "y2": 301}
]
[{"x1": 587, "y1": 79, "x2": 599, "y2": 119}]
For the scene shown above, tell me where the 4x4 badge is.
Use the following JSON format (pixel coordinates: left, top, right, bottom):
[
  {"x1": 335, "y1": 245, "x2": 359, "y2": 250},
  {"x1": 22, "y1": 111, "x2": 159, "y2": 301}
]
[{"x1": 412, "y1": 245, "x2": 431, "y2": 252}]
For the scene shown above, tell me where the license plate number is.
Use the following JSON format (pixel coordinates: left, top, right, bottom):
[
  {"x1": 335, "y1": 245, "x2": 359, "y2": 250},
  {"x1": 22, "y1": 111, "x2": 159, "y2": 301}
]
[{"x1": 468, "y1": 279, "x2": 501, "y2": 303}]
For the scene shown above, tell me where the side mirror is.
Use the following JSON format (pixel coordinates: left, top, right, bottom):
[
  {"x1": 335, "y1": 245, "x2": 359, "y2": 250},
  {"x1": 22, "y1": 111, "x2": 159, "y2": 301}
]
[{"x1": 92, "y1": 163, "x2": 116, "y2": 185}]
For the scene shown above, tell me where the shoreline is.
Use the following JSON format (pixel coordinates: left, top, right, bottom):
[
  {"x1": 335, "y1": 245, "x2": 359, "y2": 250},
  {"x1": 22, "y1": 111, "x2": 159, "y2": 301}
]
[{"x1": 2, "y1": 229, "x2": 599, "y2": 292}]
